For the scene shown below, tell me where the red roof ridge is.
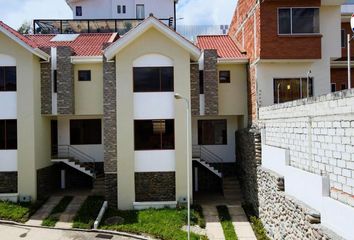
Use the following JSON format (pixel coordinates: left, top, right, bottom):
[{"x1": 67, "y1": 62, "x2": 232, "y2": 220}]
[{"x1": 0, "y1": 21, "x2": 38, "y2": 48}]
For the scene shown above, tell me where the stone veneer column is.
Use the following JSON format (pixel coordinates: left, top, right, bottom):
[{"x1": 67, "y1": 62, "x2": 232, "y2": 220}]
[
  {"x1": 57, "y1": 46, "x2": 74, "y2": 115},
  {"x1": 190, "y1": 63, "x2": 200, "y2": 116},
  {"x1": 40, "y1": 48, "x2": 52, "y2": 115},
  {"x1": 103, "y1": 52, "x2": 118, "y2": 208},
  {"x1": 203, "y1": 49, "x2": 218, "y2": 115}
]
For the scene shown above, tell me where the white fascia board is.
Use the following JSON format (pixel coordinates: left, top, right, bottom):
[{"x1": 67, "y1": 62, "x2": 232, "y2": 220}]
[
  {"x1": 217, "y1": 58, "x2": 249, "y2": 64},
  {"x1": 258, "y1": 59, "x2": 318, "y2": 63},
  {"x1": 71, "y1": 56, "x2": 103, "y2": 64},
  {"x1": 0, "y1": 26, "x2": 50, "y2": 61},
  {"x1": 330, "y1": 61, "x2": 354, "y2": 67},
  {"x1": 104, "y1": 17, "x2": 201, "y2": 61}
]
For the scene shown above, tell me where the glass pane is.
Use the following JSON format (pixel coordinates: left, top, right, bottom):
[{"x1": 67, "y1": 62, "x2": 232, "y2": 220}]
[
  {"x1": 78, "y1": 70, "x2": 91, "y2": 81},
  {"x1": 0, "y1": 68, "x2": 4, "y2": 91},
  {"x1": 219, "y1": 71, "x2": 230, "y2": 83},
  {"x1": 161, "y1": 120, "x2": 175, "y2": 149},
  {"x1": 161, "y1": 67, "x2": 174, "y2": 92},
  {"x1": 70, "y1": 119, "x2": 101, "y2": 145},
  {"x1": 198, "y1": 120, "x2": 227, "y2": 145},
  {"x1": 292, "y1": 8, "x2": 319, "y2": 34},
  {"x1": 136, "y1": 4, "x2": 145, "y2": 19},
  {"x1": 134, "y1": 120, "x2": 162, "y2": 150},
  {"x1": 4, "y1": 67, "x2": 16, "y2": 91},
  {"x1": 89, "y1": 20, "x2": 116, "y2": 33},
  {"x1": 133, "y1": 67, "x2": 160, "y2": 92},
  {"x1": 0, "y1": 121, "x2": 5, "y2": 149},
  {"x1": 278, "y1": 9, "x2": 291, "y2": 34},
  {"x1": 6, "y1": 120, "x2": 17, "y2": 150}
]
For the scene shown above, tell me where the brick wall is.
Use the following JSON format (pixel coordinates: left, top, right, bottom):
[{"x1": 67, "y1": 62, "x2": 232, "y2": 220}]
[
  {"x1": 40, "y1": 61, "x2": 52, "y2": 114},
  {"x1": 259, "y1": 89, "x2": 354, "y2": 207},
  {"x1": 340, "y1": 22, "x2": 354, "y2": 59},
  {"x1": 190, "y1": 63, "x2": 200, "y2": 116},
  {"x1": 203, "y1": 49, "x2": 218, "y2": 115},
  {"x1": 0, "y1": 172, "x2": 17, "y2": 193},
  {"x1": 331, "y1": 68, "x2": 354, "y2": 91}
]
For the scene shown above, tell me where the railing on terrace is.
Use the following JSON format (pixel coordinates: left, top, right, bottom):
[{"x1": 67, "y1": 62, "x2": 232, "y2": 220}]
[{"x1": 33, "y1": 18, "x2": 173, "y2": 35}]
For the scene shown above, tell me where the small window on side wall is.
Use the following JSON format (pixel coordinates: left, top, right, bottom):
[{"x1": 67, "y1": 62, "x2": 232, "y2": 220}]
[
  {"x1": 76, "y1": 6, "x2": 82, "y2": 16},
  {"x1": 123, "y1": 5, "x2": 126, "y2": 14},
  {"x1": 117, "y1": 5, "x2": 121, "y2": 14},
  {"x1": 331, "y1": 83, "x2": 336, "y2": 92},
  {"x1": 219, "y1": 71, "x2": 230, "y2": 83},
  {"x1": 78, "y1": 70, "x2": 91, "y2": 81}
]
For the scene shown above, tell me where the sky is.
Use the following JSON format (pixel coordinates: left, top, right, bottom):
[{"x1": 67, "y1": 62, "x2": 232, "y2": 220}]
[{"x1": 0, "y1": 0, "x2": 237, "y2": 30}]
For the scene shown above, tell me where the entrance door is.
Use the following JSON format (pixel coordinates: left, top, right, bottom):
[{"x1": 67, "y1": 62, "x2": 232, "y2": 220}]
[
  {"x1": 136, "y1": 4, "x2": 145, "y2": 19},
  {"x1": 51, "y1": 120, "x2": 58, "y2": 156}
]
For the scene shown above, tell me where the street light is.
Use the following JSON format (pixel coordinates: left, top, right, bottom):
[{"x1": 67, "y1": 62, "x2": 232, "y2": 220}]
[{"x1": 174, "y1": 93, "x2": 191, "y2": 240}]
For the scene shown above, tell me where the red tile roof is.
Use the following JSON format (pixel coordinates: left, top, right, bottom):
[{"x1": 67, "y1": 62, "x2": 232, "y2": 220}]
[
  {"x1": 197, "y1": 35, "x2": 247, "y2": 59},
  {"x1": 0, "y1": 21, "x2": 38, "y2": 48},
  {"x1": 26, "y1": 33, "x2": 117, "y2": 56}
]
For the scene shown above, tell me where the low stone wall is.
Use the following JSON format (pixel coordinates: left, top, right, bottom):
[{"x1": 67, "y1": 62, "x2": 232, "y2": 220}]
[
  {"x1": 37, "y1": 165, "x2": 57, "y2": 200},
  {"x1": 135, "y1": 172, "x2": 175, "y2": 202},
  {"x1": 0, "y1": 172, "x2": 17, "y2": 193}
]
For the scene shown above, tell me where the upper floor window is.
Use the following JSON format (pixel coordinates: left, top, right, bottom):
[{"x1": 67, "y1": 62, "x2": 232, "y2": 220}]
[
  {"x1": 219, "y1": 71, "x2": 231, "y2": 83},
  {"x1": 0, "y1": 67, "x2": 16, "y2": 91},
  {"x1": 123, "y1": 5, "x2": 126, "y2": 14},
  {"x1": 76, "y1": 6, "x2": 82, "y2": 16},
  {"x1": 70, "y1": 119, "x2": 101, "y2": 145},
  {"x1": 273, "y1": 78, "x2": 313, "y2": 104},
  {"x1": 117, "y1": 5, "x2": 121, "y2": 14},
  {"x1": 278, "y1": 8, "x2": 319, "y2": 35},
  {"x1": 198, "y1": 120, "x2": 227, "y2": 145},
  {"x1": 136, "y1": 4, "x2": 145, "y2": 19},
  {"x1": 133, "y1": 67, "x2": 174, "y2": 92},
  {"x1": 341, "y1": 29, "x2": 346, "y2": 48},
  {"x1": 78, "y1": 70, "x2": 91, "y2": 81},
  {"x1": 0, "y1": 120, "x2": 17, "y2": 150}
]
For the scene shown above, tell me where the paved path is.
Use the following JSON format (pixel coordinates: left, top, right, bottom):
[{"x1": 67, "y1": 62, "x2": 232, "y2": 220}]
[
  {"x1": 228, "y1": 206, "x2": 257, "y2": 240},
  {"x1": 202, "y1": 205, "x2": 225, "y2": 240},
  {"x1": 26, "y1": 196, "x2": 63, "y2": 226},
  {"x1": 55, "y1": 195, "x2": 87, "y2": 228},
  {"x1": 0, "y1": 224, "x2": 134, "y2": 240}
]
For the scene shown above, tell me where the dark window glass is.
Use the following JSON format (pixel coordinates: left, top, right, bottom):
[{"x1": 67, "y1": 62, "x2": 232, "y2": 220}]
[
  {"x1": 199, "y1": 70, "x2": 204, "y2": 94},
  {"x1": 0, "y1": 120, "x2": 17, "y2": 150},
  {"x1": 331, "y1": 83, "x2": 336, "y2": 92},
  {"x1": 273, "y1": 78, "x2": 313, "y2": 104},
  {"x1": 123, "y1": 5, "x2": 126, "y2": 14},
  {"x1": 198, "y1": 120, "x2": 227, "y2": 145},
  {"x1": 0, "y1": 67, "x2": 4, "y2": 91},
  {"x1": 292, "y1": 8, "x2": 319, "y2": 34},
  {"x1": 341, "y1": 84, "x2": 346, "y2": 90},
  {"x1": 134, "y1": 120, "x2": 175, "y2": 150},
  {"x1": 70, "y1": 119, "x2": 101, "y2": 145},
  {"x1": 341, "y1": 29, "x2": 346, "y2": 48},
  {"x1": 219, "y1": 71, "x2": 231, "y2": 83},
  {"x1": 278, "y1": 8, "x2": 291, "y2": 34},
  {"x1": 78, "y1": 70, "x2": 91, "y2": 81},
  {"x1": 0, "y1": 67, "x2": 16, "y2": 91},
  {"x1": 133, "y1": 67, "x2": 174, "y2": 92},
  {"x1": 76, "y1": 6, "x2": 82, "y2": 16},
  {"x1": 117, "y1": 5, "x2": 121, "y2": 14},
  {"x1": 53, "y1": 70, "x2": 57, "y2": 93}
]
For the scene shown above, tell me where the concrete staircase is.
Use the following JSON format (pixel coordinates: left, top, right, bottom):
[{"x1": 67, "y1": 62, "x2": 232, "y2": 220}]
[
  {"x1": 52, "y1": 158, "x2": 95, "y2": 177},
  {"x1": 194, "y1": 158, "x2": 222, "y2": 178},
  {"x1": 91, "y1": 174, "x2": 105, "y2": 196},
  {"x1": 223, "y1": 177, "x2": 243, "y2": 204}
]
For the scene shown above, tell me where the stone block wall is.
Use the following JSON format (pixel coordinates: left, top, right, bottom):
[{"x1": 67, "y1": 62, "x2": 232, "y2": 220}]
[
  {"x1": 190, "y1": 63, "x2": 200, "y2": 116},
  {"x1": 203, "y1": 49, "x2": 218, "y2": 115},
  {"x1": 57, "y1": 46, "x2": 74, "y2": 115},
  {"x1": 259, "y1": 89, "x2": 354, "y2": 207},
  {"x1": 37, "y1": 165, "x2": 57, "y2": 200},
  {"x1": 103, "y1": 54, "x2": 118, "y2": 208},
  {"x1": 0, "y1": 172, "x2": 17, "y2": 193},
  {"x1": 40, "y1": 61, "x2": 52, "y2": 114},
  {"x1": 135, "y1": 172, "x2": 175, "y2": 202}
]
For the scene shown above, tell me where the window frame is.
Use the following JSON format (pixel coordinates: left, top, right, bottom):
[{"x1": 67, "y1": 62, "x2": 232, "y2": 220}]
[
  {"x1": 219, "y1": 70, "x2": 231, "y2": 83},
  {"x1": 122, "y1": 5, "x2": 126, "y2": 14},
  {"x1": 70, "y1": 119, "x2": 102, "y2": 145},
  {"x1": 0, "y1": 120, "x2": 17, "y2": 150},
  {"x1": 198, "y1": 119, "x2": 227, "y2": 146},
  {"x1": 133, "y1": 67, "x2": 174, "y2": 92},
  {"x1": 331, "y1": 83, "x2": 336, "y2": 93},
  {"x1": 273, "y1": 77, "x2": 314, "y2": 104},
  {"x1": 78, "y1": 70, "x2": 91, "y2": 81},
  {"x1": 0, "y1": 66, "x2": 17, "y2": 92},
  {"x1": 277, "y1": 7, "x2": 320, "y2": 35},
  {"x1": 117, "y1": 5, "x2": 121, "y2": 14},
  {"x1": 76, "y1": 6, "x2": 83, "y2": 17},
  {"x1": 136, "y1": 4, "x2": 145, "y2": 19}
]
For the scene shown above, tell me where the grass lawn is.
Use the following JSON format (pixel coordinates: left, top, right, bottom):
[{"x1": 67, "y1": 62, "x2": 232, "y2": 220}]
[
  {"x1": 100, "y1": 207, "x2": 207, "y2": 240},
  {"x1": 216, "y1": 205, "x2": 238, "y2": 240},
  {"x1": 73, "y1": 196, "x2": 105, "y2": 229},
  {"x1": 0, "y1": 199, "x2": 47, "y2": 223},
  {"x1": 242, "y1": 204, "x2": 270, "y2": 240},
  {"x1": 42, "y1": 196, "x2": 73, "y2": 227}
]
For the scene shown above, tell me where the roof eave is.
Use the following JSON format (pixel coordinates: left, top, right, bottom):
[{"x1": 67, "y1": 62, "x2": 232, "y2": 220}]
[{"x1": 217, "y1": 58, "x2": 249, "y2": 64}]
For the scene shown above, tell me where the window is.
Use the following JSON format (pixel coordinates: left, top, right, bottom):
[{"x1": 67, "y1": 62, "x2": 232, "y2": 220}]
[
  {"x1": 53, "y1": 70, "x2": 57, "y2": 93},
  {"x1": 278, "y1": 8, "x2": 319, "y2": 34},
  {"x1": 199, "y1": 70, "x2": 204, "y2": 94},
  {"x1": 331, "y1": 83, "x2": 336, "y2": 93},
  {"x1": 341, "y1": 84, "x2": 347, "y2": 90},
  {"x1": 78, "y1": 70, "x2": 91, "y2": 81},
  {"x1": 123, "y1": 5, "x2": 126, "y2": 14},
  {"x1": 117, "y1": 5, "x2": 121, "y2": 14},
  {"x1": 273, "y1": 78, "x2": 313, "y2": 104},
  {"x1": 198, "y1": 120, "x2": 227, "y2": 145},
  {"x1": 219, "y1": 71, "x2": 231, "y2": 83},
  {"x1": 134, "y1": 120, "x2": 175, "y2": 150},
  {"x1": 70, "y1": 119, "x2": 101, "y2": 145},
  {"x1": 0, "y1": 120, "x2": 17, "y2": 150},
  {"x1": 0, "y1": 67, "x2": 16, "y2": 91},
  {"x1": 133, "y1": 67, "x2": 173, "y2": 92},
  {"x1": 136, "y1": 4, "x2": 145, "y2": 19},
  {"x1": 341, "y1": 29, "x2": 346, "y2": 48},
  {"x1": 76, "y1": 6, "x2": 82, "y2": 16}
]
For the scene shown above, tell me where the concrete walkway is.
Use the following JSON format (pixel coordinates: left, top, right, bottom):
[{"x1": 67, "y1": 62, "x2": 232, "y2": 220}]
[
  {"x1": 55, "y1": 195, "x2": 87, "y2": 229},
  {"x1": 202, "y1": 205, "x2": 225, "y2": 240},
  {"x1": 228, "y1": 206, "x2": 257, "y2": 240},
  {"x1": 26, "y1": 196, "x2": 63, "y2": 226}
]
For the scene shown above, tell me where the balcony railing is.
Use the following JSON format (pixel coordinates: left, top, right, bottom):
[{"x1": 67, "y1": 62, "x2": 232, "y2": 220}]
[{"x1": 33, "y1": 18, "x2": 173, "y2": 35}]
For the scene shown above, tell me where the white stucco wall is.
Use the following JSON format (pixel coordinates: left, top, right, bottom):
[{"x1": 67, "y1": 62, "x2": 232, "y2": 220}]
[
  {"x1": 0, "y1": 151, "x2": 17, "y2": 172},
  {"x1": 135, "y1": 150, "x2": 175, "y2": 172},
  {"x1": 134, "y1": 93, "x2": 175, "y2": 119}
]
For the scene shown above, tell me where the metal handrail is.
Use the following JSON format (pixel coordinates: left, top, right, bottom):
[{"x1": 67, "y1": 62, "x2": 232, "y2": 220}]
[{"x1": 192, "y1": 145, "x2": 224, "y2": 176}]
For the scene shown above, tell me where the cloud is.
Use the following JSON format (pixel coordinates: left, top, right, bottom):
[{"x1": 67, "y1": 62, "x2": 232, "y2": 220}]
[{"x1": 177, "y1": 0, "x2": 237, "y2": 25}]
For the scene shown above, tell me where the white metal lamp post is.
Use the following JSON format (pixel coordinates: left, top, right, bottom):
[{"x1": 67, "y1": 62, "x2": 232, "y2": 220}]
[{"x1": 174, "y1": 93, "x2": 191, "y2": 240}]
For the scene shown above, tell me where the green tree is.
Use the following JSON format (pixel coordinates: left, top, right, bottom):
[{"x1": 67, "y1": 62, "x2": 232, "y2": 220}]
[{"x1": 17, "y1": 21, "x2": 32, "y2": 34}]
